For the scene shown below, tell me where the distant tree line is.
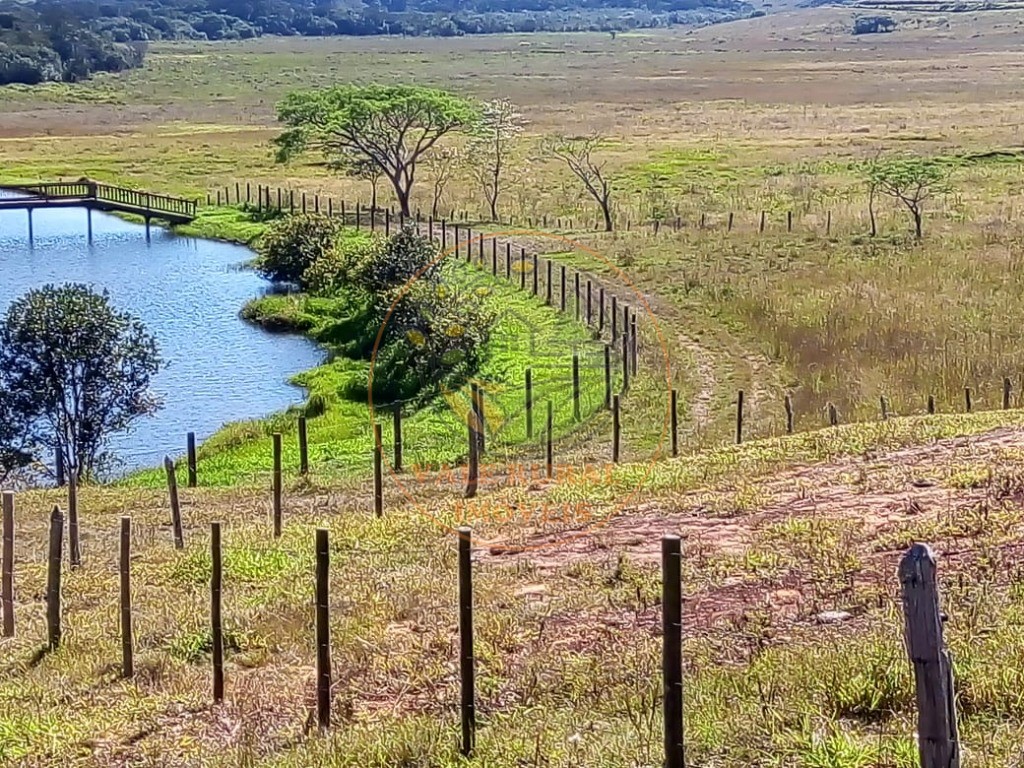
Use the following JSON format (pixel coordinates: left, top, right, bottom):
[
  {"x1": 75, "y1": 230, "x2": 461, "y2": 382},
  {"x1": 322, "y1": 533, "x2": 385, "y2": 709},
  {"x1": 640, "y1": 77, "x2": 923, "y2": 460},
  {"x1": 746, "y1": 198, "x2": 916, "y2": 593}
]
[{"x1": 0, "y1": 0, "x2": 754, "y2": 85}]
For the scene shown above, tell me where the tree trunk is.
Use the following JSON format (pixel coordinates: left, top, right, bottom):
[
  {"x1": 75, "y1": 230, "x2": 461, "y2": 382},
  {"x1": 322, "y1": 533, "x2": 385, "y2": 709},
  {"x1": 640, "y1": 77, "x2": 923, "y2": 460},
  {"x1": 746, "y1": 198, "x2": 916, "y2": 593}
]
[
  {"x1": 601, "y1": 199, "x2": 613, "y2": 232},
  {"x1": 913, "y1": 208, "x2": 923, "y2": 239},
  {"x1": 391, "y1": 177, "x2": 412, "y2": 218},
  {"x1": 489, "y1": 195, "x2": 498, "y2": 222},
  {"x1": 868, "y1": 184, "x2": 877, "y2": 237}
]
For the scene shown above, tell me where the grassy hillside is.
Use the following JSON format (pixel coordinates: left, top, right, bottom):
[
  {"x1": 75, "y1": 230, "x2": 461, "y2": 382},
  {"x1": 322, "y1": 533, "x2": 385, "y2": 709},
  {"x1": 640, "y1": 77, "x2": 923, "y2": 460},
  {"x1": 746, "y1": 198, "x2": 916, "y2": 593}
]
[{"x1": 4, "y1": 414, "x2": 1024, "y2": 765}]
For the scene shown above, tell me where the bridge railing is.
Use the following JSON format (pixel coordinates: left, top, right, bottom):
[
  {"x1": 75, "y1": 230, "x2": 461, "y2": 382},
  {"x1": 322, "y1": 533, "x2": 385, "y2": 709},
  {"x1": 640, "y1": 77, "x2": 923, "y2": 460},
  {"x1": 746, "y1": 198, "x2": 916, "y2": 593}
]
[
  {"x1": 94, "y1": 183, "x2": 197, "y2": 219},
  {"x1": 6, "y1": 181, "x2": 197, "y2": 219}
]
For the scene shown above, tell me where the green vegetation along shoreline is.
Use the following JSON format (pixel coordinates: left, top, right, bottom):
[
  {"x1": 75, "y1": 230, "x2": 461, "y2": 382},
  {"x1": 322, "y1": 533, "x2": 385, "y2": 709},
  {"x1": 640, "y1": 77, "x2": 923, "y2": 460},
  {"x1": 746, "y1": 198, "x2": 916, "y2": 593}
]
[{"x1": 127, "y1": 205, "x2": 614, "y2": 489}]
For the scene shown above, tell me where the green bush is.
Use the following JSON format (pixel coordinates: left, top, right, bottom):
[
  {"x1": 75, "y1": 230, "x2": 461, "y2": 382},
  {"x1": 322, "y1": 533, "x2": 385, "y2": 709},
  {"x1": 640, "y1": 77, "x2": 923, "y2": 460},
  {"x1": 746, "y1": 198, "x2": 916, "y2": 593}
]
[{"x1": 255, "y1": 214, "x2": 342, "y2": 286}]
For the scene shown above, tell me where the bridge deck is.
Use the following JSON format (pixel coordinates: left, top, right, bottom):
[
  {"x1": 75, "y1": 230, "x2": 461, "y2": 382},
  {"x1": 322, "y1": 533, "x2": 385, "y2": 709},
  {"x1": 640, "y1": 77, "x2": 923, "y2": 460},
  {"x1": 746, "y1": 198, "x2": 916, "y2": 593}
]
[{"x1": 0, "y1": 182, "x2": 198, "y2": 224}]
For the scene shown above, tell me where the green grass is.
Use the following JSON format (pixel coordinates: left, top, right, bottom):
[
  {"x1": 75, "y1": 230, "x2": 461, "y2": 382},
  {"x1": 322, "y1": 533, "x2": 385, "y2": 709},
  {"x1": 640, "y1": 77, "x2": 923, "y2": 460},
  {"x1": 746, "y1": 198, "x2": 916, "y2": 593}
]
[{"x1": 174, "y1": 206, "x2": 277, "y2": 245}]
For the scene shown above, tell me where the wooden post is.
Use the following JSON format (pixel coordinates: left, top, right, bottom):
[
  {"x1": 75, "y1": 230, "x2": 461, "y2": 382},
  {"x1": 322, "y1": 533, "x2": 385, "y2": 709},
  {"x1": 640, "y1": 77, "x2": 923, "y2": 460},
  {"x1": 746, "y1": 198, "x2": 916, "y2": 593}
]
[
  {"x1": 611, "y1": 296, "x2": 618, "y2": 341},
  {"x1": 612, "y1": 395, "x2": 621, "y2": 463},
  {"x1": 599, "y1": 287, "x2": 605, "y2": 332},
  {"x1": 441, "y1": 219, "x2": 447, "y2": 249},
  {"x1": 185, "y1": 432, "x2": 197, "y2": 488},
  {"x1": 787, "y1": 210, "x2": 793, "y2": 232},
  {"x1": 302, "y1": 192, "x2": 307, "y2": 214},
  {"x1": 560, "y1": 265, "x2": 566, "y2": 313},
  {"x1": 46, "y1": 506, "x2": 63, "y2": 651},
  {"x1": 385, "y1": 208, "x2": 391, "y2": 236},
  {"x1": 273, "y1": 433, "x2": 283, "y2": 537},
  {"x1": 881, "y1": 395, "x2": 889, "y2": 421},
  {"x1": 736, "y1": 391, "x2": 744, "y2": 444},
  {"x1": 466, "y1": 411, "x2": 478, "y2": 499},
  {"x1": 622, "y1": 332, "x2": 630, "y2": 392},
  {"x1": 759, "y1": 211, "x2": 766, "y2": 233},
  {"x1": 525, "y1": 369, "x2": 533, "y2": 439},
  {"x1": 670, "y1": 389, "x2": 678, "y2": 457},
  {"x1": 119, "y1": 516, "x2": 133, "y2": 678},
  {"x1": 211, "y1": 521, "x2": 224, "y2": 703},
  {"x1": 828, "y1": 402, "x2": 838, "y2": 427},
  {"x1": 2, "y1": 492, "x2": 13, "y2": 637},
  {"x1": 298, "y1": 417, "x2": 309, "y2": 475},
  {"x1": 545, "y1": 259, "x2": 552, "y2": 304},
  {"x1": 630, "y1": 313, "x2": 638, "y2": 375},
  {"x1": 546, "y1": 402, "x2": 553, "y2": 479},
  {"x1": 68, "y1": 472, "x2": 80, "y2": 567},
  {"x1": 458, "y1": 527, "x2": 475, "y2": 757},
  {"x1": 316, "y1": 528, "x2": 331, "y2": 731},
  {"x1": 491, "y1": 238, "x2": 497, "y2": 275},
  {"x1": 784, "y1": 394, "x2": 794, "y2": 434},
  {"x1": 586, "y1": 280, "x2": 592, "y2": 325},
  {"x1": 574, "y1": 272, "x2": 580, "y2": 321},
  {"x1": 964, "y1": 387, "x2": 972, "y2": 413},
  {"x1": 728, "y1": 212, "x2": 734, "y2": 231},
  {"x1": 235, "y1": 182, "x2": 240, "y2": 204},
  {"x1": 662, "y1": 535, "x2": 684, "y2": 768},
  {"x1": 604, "y1": 345, "x2": 612, "y2": 410},
  {"x1": 505, "y1": 242, "x2": 511, "y2": 279},
  {"x1": 1004, "y1": 377, "x2": 1012, "y2": 409},
  {"x1": 927, "y1": 395, "x2": 935, "y2": 415},
  {"x1": 314, "y1": 194, "x2": 320, "y2": 214},
  {"x1": 373, "y1": 423, "x2": 383, "y2": 517},
  {"x1": 393, "y1": 407, "x2": 403, "y2": 473},
  {"x1": 478, "y1": 236, "x2": 484, "y2": 266},
  {"x1": 572, "y1": 353, "x2": 581, "y2": 421},
  {"x1": 826, "y1": 210, "x2": 832, "y2": 236},
  {"x1": 164, "y1": 457, "x2": 184, "y2": 550},
  {"x1": 900, "y1": 544, "x2": 960, "y2": 768}
]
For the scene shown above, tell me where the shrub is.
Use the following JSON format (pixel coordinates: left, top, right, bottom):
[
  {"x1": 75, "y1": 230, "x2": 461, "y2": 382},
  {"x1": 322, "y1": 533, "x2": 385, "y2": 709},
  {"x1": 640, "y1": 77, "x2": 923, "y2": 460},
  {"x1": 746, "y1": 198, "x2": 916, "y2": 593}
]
[{"x1": 255, "y1": 213, "x2": 343, "y2": 286}]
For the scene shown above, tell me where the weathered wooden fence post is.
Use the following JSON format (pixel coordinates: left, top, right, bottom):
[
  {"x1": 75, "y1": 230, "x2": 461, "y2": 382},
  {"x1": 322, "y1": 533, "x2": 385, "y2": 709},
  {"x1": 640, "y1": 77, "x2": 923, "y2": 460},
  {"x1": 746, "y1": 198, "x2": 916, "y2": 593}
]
[
  {"x1": 586, "y1": 280, "x2": 593, "y2": 325},
  {"x1": 545, "y1": 259, "x2": 552, "y2": 303},
  {"x1": 1004, "y1": 377, "x2": 1012, "y2": 410},
  {"x1": 466, "y1": 411, "x2": 479, "y2": 499},
  {"x1": 630, "y1": 313, "x2": 638, "y2": 375},
  {"x1": 298, "y1": 417, "x2": 309, "y2": 475},
  {"x1": 572, "y1": 353, "x2": 581, "y2": 421},
  {"x1": 736, "y1": 391, "x2": 744, "y2": 444},
  {"x1": 120, "y1": 515, "x2": 134, "y2": 678},
  {"x1": 927, "y1": 395, "x2": 936, "y2": 415},
  {"x1": 759, "y1": 210, "x2": 766, "y2": 233},
  {"x1": 622, "y1": 332, "x2": 630, "y2": 392},
  {"x1": 211, "y1": 521, "x2": 224, "y2": 703},
  {"x1": 662, "y1": 534, "x2": 684, "y2": 768},
  {"x1": 828, "y1": 402, "x2": 838, "y2": 427},
  {"x1": 599, "y1": 287, "x2": 606, "y2": 332},
  {"x1": 604, "y1": 345, "x2": 612, "y2": 410},
  {"x1": 784, "y1": 394, "x2": 794, "y2": 434},
  {"x1": 574, "y1": 272, "x2": 581, "y2": 321},
  {"x1": 611, "y1": 296, "x2": 618, "y2": 341},
  {"x1": 881, "y1": 395, "x2": 889, "y2": 421},
  {"x1": 900, "y1": 544, "x2": 960, "y2": 768},
  {"x1": 525, "y1": 368, "x2": 534, "y2": 439},
  {"x1": 187, "y1": 432, "x2": 198, "y2": 488},
  {"x1": 68, "y1": 472, "x2": 80, "y2": 567},
  {"x1": 613, "y1": 394, "x2": 621, "y2": 464},
  {"x1": 393, "y1": 407, "x2": 403, "y2": 473},
  {"x1": 373, "y1": 423, "x2": 383, "y2": 517},
  {"x1": 46, "y1": 506, "x2": 63, "y2": 650},
  {"x1": 164, "y1": 457, "x2": 184, "y2": 549},
  {"x1": 273, "y1": 433, "x2": 283, "y2": 537},
  {"x1": 315, "y1": 527, "x2": 331, "y2": 731},
  {"x1": 964, "y1": 387, "x2": 972, "y2": 413},
  {"x1": 546, "y1": 402, "x2": 554, "y2": 479},
  {"x1": 670, "y1": 389, "x2": 678, "y2": 457},
  {"x1": 560, "y1": 265, "x2": 567, "y2": 313},
  {"x1": 2, "y1": 492, "x2": 13, "y2": 637},
  {"x1": 458, "y1": 526, "x2": 475, "y2": 757}
]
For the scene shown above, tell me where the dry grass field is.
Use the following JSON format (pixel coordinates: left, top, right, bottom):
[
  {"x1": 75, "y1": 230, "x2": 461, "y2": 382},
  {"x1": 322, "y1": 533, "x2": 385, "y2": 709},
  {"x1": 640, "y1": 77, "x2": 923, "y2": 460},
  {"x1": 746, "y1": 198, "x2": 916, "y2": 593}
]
[{"x1": 4, "y1": 7, "x2": 1024, "y2": 765}]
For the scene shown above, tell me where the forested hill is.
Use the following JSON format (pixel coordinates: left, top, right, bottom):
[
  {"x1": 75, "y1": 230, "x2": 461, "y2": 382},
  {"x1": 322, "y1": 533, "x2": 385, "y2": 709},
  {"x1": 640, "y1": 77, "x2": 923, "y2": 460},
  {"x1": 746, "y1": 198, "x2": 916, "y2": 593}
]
[{"x1": 0, "y1": 0, "x2": 754, "y2": 85}]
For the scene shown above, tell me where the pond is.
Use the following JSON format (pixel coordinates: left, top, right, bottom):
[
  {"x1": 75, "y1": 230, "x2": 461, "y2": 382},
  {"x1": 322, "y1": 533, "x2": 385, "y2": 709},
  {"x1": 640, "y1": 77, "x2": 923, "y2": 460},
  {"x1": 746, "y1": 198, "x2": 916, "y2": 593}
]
[{"x1": 0, "y1": 197, "x2": 323, "y2": 476}]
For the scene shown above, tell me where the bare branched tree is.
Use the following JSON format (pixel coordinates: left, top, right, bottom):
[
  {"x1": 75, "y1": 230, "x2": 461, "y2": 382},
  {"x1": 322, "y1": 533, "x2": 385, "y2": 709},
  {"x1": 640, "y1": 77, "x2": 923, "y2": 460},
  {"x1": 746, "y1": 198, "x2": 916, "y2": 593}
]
[
  {"x1": 469, "y1": 99, "x2": 524, "y2": 221},
  {"x1": 544, "y1": 134, "x2": 614, "y2": 231},
  {"x1": 422, "y1": 146, "x2": 462, "y2": 219}
]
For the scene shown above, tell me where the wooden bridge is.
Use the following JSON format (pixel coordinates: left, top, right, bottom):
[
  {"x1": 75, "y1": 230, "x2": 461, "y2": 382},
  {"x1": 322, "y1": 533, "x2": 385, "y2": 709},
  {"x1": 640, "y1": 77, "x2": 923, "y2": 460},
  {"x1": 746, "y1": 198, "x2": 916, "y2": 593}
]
[{"x1": 0, "y1": 181, "x2": 198, "y2": 239}]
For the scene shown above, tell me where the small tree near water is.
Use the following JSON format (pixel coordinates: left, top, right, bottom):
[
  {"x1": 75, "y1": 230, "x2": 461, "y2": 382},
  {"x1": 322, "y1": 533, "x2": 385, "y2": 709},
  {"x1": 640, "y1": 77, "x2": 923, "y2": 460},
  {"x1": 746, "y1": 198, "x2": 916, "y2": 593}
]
[
  {"x1": 0, "y1": 284, "x2": 162, "y2": 480},
  {"x1": 274, "y1": 84, "x2": 477, "y2": 217},
  {"x1": 255, "y1": 213, "x2": 342, "y2": 287}
]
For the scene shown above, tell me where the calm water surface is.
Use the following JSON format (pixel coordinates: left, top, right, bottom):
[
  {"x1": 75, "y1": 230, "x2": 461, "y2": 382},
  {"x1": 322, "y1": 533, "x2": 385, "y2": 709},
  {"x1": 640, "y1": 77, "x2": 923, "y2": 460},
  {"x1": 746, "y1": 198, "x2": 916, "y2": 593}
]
[{"x1": 0, "y1": 197, "x2": 323, "y2": 475}]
